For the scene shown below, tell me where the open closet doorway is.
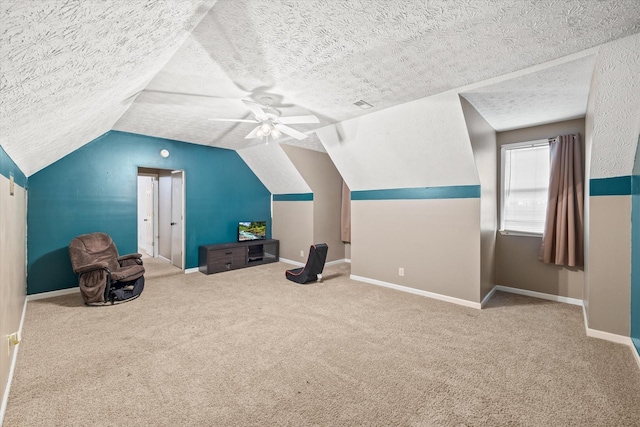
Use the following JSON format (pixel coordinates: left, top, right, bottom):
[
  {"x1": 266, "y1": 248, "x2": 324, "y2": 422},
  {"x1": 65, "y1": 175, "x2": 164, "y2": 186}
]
[{"x1": 137, "y1": 167, "x2": 185, "y2": 271}]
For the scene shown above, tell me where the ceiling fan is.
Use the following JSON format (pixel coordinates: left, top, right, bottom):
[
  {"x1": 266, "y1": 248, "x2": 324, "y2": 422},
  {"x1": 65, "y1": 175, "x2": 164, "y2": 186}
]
[{"x1": 209, "y1": 97, "x2": 319, "y2": 141}]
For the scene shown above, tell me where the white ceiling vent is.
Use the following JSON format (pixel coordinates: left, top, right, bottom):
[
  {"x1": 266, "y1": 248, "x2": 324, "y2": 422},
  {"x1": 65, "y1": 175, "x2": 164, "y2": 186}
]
[{"x1": 354, "y1": 100, "x2": 373, "y2": 109}]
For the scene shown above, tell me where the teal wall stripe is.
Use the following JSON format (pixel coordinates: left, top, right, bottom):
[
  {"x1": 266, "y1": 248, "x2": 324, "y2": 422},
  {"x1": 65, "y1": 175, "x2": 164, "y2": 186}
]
[
  {"x1": 351, "y1": 185, "x2": 481, "y2": 200},
  {"x1": 590, "y1": 176, "x2": 632, "y2": 196},
  {"x1": 0, "y1": 144, "x2": 27, "y2": 188},
  {"x1": 273, "y1": 193, "x2": 313, "y2": 201}
]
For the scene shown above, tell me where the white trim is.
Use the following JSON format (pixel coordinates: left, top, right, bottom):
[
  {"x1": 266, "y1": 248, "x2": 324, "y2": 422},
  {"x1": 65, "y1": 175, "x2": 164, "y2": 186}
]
[
  {"x1": 344, "y1": 258, "x2": 352, "y2": 263},
  {"x1": 350, "y1": 275, "x2": 481, "y2": 309},
  {"x1": 581, "y1": 305, "x2": 640, "y2": 370},
  {"x1": 279, "y1": 258, "x2": 305, "y2": 267},
  {"x1": 1, "y1": 297, "x2": 27, "y2": 426},
  {"x1": 493, "y1": 285, "x2": 583, "y2": 306},
  {"x1": 158, "y1": 255, "x2": 171, "y2": 263},
  {"x1": 279, "y1": 258, "x2": 349, "y2": 268},
  {"x1": 581, "y1": 305, "x2": 632, "y2": 345},
  {"x1": 184, "y1": 267, "x2": 199, "y2": 274},
  {"x1": 631, "y1": 341, "x2": 640, "y2": 371},
  {"x1": 480, "y1": 286, "x2": 498, "y2": 308},
  {"x1": 498, "y1": 230, "x2": 543, "y2": 238},
  {"x1": 26, "y1": 287, "x2": 79, "y2": 301}
]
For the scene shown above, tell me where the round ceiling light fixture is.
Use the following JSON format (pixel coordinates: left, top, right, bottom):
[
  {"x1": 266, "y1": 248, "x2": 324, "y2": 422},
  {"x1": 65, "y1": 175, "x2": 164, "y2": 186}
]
[{"x1": 160, "y1": 149, "x2": 170, "y2": 158}]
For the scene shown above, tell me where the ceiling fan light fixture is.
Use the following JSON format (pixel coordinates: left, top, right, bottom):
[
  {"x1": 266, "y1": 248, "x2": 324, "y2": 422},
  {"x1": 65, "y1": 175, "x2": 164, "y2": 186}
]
[
  {"x1": 260, "y1": 122, "x2": 272, "y2": 135},
  {"x1": 271, "y1": 127, "x2": 281, "y2": 139}
]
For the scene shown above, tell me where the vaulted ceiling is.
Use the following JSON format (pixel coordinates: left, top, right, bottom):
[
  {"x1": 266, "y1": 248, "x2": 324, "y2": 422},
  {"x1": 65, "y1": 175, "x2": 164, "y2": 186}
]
[{"x1": 2, "y1": 0, "x2": 639, "y2": 176}]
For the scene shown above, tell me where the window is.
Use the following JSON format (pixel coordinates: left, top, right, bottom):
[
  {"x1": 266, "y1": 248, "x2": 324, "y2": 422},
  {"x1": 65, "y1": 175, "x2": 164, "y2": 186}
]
[{"x1": 500, "y1": 140, "x2": 549, "y2": 235}]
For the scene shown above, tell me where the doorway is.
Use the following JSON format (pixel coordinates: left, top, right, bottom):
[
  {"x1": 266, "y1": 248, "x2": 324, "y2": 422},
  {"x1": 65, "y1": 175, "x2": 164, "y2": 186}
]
[{"x1": 137, "y1": 167, "x2": 185, "y2": 271}]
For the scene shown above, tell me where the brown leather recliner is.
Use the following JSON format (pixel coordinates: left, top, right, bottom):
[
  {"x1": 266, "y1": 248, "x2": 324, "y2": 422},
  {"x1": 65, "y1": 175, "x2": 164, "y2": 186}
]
[{"x1": 69, "y1": 232, "x2": 145, "y2": 305}]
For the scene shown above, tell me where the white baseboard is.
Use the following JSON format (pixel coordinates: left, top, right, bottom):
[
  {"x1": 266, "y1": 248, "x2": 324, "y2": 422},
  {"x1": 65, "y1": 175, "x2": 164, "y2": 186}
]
[
  {"x1": 632, "y1": 341, "x2": 640, "y2": 371},
  {"x1": 26, "y1": 287, "x2": 79, "y2": 301},
  {"x1": 480, "y1": 286, "x2": 498, "y2": 308},
  {"x1": 580, "y1": 305, "x2": 630, "y2": 344},
  {"x1": 184, "y1": 267, "x2": 199, "y2": 274},
  {"x1": 280, "y1": 258, "x2": 349, "y2": 268},
  {"x1": 491, "y1": 285, "x2": 583, "y2": 306},
  {"x1": 581, "y1": 305, "x2": 640, "y2": 370},
  {"x1": 279, "y1": 258, "x2": 305, "y2": 267},
  {"x1": 158, "y1": 255, "x2": 171, "y2": 263},
  {"x1": 1, "y1": 297, "x2": 27, "y2": 426},
  {"x1": 350, "y1": 275, "x2": 481, "y2": 309}
]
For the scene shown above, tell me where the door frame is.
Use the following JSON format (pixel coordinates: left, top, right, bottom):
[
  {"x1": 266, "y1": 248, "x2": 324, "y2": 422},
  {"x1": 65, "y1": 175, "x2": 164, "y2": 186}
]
[
  {"x1": 137, "y1": 173, "x2": 159, "y2": 257},
  {"x1": 137, "y1": 167, "x2": 185, "y2": 271},
  {"x1": 170, "y1": 170, "x2": 185, "y2": 270}
]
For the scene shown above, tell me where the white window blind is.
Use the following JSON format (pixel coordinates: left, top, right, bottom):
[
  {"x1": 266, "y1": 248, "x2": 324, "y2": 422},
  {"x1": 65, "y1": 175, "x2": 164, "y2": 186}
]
[{"x1": 501, "y1": 141, "x2": 549, "y2": 234}]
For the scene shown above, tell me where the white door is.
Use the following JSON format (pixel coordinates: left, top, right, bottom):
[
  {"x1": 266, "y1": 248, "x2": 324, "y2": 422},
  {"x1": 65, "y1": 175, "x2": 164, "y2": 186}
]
[
  {"x1": 137, "y1": 175, "x2": 156, "y2": 256},
  {"x1": 170, "y1": 170, "x2": 184, "y2": 269},
  {"x1": 145, "y1": 182, "x2": 154, "y2": 254}
]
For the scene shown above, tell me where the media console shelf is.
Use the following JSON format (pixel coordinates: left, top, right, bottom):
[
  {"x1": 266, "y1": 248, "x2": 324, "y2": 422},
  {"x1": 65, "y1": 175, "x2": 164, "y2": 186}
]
[{"x1": 198, "y1": 239, "x2": 279, "y2": 275}]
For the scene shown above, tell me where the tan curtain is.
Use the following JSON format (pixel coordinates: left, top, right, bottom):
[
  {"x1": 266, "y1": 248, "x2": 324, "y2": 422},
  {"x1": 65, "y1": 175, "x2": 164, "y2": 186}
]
[
  {"x1": 341, "y1": 180, "x2": 351, "y2": 242},
  {"x1": 539, "y1": 134, "x2": 584, "y2": 267}
]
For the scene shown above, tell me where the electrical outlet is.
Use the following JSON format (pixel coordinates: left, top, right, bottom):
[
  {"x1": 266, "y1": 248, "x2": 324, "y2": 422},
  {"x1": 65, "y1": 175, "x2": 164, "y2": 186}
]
[
  {"x1": 399, "y1": 267, "x2": 404, "y2": 277},
  {"x1": 7, "y1": 332, "x2": 19, "y2": 356},
  {"x1": 300, "y1": 250, "x2": 304, "y2": 257}
]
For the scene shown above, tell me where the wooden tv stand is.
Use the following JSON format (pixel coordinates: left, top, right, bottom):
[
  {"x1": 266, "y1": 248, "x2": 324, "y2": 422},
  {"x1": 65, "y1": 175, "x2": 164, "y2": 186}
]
[{"x1": 198, "y1": 239, "x2": 279, "y2": 275}]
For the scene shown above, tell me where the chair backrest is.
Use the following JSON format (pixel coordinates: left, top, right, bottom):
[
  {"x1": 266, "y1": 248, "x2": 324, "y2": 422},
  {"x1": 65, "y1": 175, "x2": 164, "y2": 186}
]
[
  {"x1": 306, "y1": 243, "x2": 328, "y2": 275},
  {"x1": 69, "y1": 232, "x2": 120, "y2": 273}
]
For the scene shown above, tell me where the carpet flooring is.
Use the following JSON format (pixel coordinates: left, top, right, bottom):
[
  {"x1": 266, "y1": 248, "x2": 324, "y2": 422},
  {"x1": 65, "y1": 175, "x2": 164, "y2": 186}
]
[{"x1": 4, "y1": 262, "x2": 640, "y2": 426}]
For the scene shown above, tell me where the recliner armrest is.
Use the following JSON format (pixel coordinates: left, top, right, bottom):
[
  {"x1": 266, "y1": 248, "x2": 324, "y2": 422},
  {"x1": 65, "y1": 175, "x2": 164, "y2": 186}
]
[
  {"x1": 118, "y1": 253, "x2": 142, "y2": 262},
  {"x1": 118, "y1": 253, "x2": 143, "y2": 266},
  {"x1": 74, "y1": 262, "x2": 108, "y2": 274}
]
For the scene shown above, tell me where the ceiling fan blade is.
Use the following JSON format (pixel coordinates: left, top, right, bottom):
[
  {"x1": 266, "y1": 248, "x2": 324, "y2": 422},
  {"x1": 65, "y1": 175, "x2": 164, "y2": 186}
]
[
  {"x1": 141, "y1": 89, "x2": 232, "y2": 100},
  {"x1": 274, "y1": 124, "x2": 309, "y2": 140},
  {"x1": 209, "y1": 118, "x2": 258, "y2": 123},
  {"x1": 242, "y1": 100, "x2": 268, "y2": 121},
  {"x1": 277, "y1": 115, "x2": 320, "y2": 125},
  {"x1": 245, "y1": 126, "x2": 262, "y2": 139}
]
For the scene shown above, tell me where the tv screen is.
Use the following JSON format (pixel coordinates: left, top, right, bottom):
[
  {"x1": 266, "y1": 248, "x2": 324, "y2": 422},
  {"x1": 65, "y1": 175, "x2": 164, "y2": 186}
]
[{"x1": 238, "y1": 221, "x2": 266, "y2": 241}]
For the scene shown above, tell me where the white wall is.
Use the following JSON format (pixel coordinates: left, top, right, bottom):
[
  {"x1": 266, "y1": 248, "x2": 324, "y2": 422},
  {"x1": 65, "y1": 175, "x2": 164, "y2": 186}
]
[
  {"x1": 238, "y1": 142, "x2": 311, "y2": 195},
  {"x1": 316, "y1": 90, "x2": 480, "y2": 191}
]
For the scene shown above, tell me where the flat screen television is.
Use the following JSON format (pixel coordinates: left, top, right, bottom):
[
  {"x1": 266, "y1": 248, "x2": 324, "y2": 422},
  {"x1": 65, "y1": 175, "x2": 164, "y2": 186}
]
[{"x1": 238, "y1": 221, "x2": 266, "y2": 241}]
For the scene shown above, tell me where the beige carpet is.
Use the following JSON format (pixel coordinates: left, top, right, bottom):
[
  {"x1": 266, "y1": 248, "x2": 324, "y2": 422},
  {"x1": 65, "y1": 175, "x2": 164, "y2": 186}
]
[
  {"x1": 140, "y1": 255, "x2": 183, "y2": 280},
  {"x1": 5, "y1": 262, "x2": 640, "y2": 426}
]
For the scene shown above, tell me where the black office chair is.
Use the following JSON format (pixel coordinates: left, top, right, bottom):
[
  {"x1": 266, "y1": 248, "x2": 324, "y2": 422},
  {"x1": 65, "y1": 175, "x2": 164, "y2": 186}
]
[{"x1": 285, "y1": 243, "x2": 328, "y2": 284}]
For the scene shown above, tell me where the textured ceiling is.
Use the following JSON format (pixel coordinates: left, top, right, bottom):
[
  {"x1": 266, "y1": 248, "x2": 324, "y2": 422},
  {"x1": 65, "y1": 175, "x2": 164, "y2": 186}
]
[
  {"x1": 461, "y1": 55, "x2": 597, "y2": 131},
  {"x1": 1, "y1": 0, "x2": 640, "y2": 176},
  {"x1": 0, "y1": 0, "x2": 216, "y2": 176}
]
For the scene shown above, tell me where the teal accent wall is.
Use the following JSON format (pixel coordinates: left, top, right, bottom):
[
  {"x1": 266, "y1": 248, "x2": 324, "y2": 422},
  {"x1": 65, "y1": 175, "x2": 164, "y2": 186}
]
[
  {"x1": 589, "y1": 176, "x2": 632, "y2": 196},
  {"x1": 0, "y1": 144, "x2": 27, "y2": 187},
  {"x1": 27, "y1": 131, "x2": 271, "y2": 295},
  {"x1": 351, "y1": 185, "x2": 481, "y2": 200},
  {"x1": 273, "y1": 193, "x2": 314, "y2": 201}
]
